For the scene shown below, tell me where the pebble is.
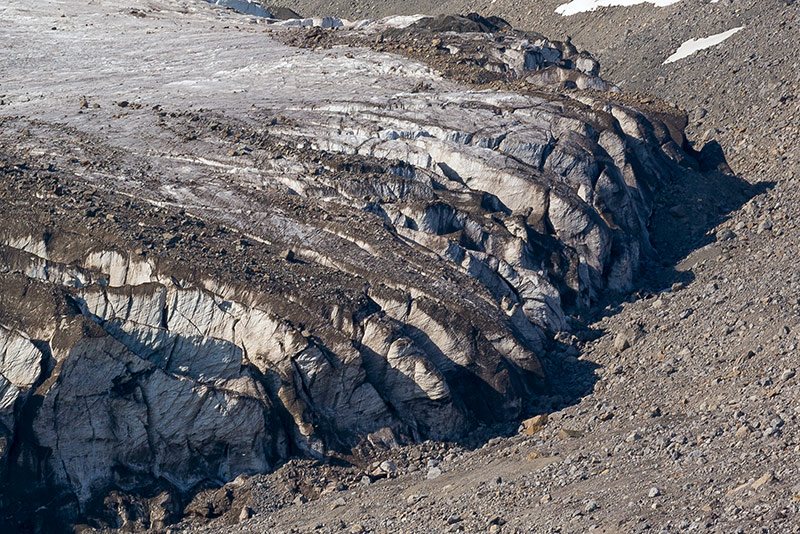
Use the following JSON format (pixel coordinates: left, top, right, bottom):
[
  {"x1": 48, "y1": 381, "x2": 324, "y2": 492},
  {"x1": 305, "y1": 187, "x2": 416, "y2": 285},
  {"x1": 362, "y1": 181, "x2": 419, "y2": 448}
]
[
  {"x1": 380, "y1": 460, "x2": 397, "y2": 473},
  {"x1": 520, "y1": 414, "x2": 548, "y2": 435},
  {"x1": 427, "y1": 467, "x2": 442, "y2": 480},
  {"x1": 558, "y1": 428, "x2": 584, "y2": 439},
  {"x1": 625, "y1": 432, "x2": 642, "y2": 443},
  {"x1": 238, "y1": 506, "x2": 253, "y2": 521},
  {"x1": 751, "y1": 473, "x2": 775, "y2": 490},
  {"x1": 613, "y1": 332, "x2": 631, "y2": 352},
  {"x1": 716, "y1": 228, "x2": 736, "y2": 241}
]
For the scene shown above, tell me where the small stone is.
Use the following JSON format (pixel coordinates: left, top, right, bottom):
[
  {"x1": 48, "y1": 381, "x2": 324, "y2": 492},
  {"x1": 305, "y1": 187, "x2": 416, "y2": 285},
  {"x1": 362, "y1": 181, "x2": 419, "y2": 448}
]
[
  {"x1": 584, "y1": 500, "x2": 599, "y2": 513},
  {"x1": 406, "y1": 494, "x2": 424, "y2": 505},
  {"x1": 781, "y1": 369, "x2": 795, "y2": 382},
  {"x1": 162, "y1": 232, "x2": 179, "y2": 246},
  {"x1": 427, "y1": 467, "x2": 442, "y2": 480},
  {"x1": 349, "y1": 525, "x2": 365, "y2": 534},
  {"x1": 668, "y1": 205, "x2": 687, "y2": 219},
  {"x1": 238, "y1": 506, "x2": 253, "y2": 522},
  {"x1": 716, "y1": 228, "x2": 735, "y2": 241},
  {"x1": 379, "y1": 460, "x2": 397, "y2": 473},
  {"x1": 757, "y1": 219, "x2": 773, "y2": 234},
  {"x1": 613, "y1": 332, "x2": 631, "y2": 352},
  {"x1": 625, "y1": 432, "x2": 642, "y2": 443},
  {"x1": 488, "y1": 515, "x2": 503, "y2": 526},
  {"x1": 558, "y1": 428, "x2": 583, "y2": 439},
  {"x1": 520, "y1": 414, "x2": 548, "y2": 435},
  {"x1": 489, "y1": 525, "x2": 501, "y2": 534},
  {"x1": 734, "y1": 425, "x2": 750, "y2": 440},
  {"x1": 693, "y1": 107, "x2": 707, "y2": 121},
  {"x1": 330, "y1": 497, "x2": 346, "y2": 510},
  {"x1": 648, "y1": 487, "x2": 660, "y2": 498},
  {"x1": 751, "y1": 473, "x2": 775, "y2": 490}
]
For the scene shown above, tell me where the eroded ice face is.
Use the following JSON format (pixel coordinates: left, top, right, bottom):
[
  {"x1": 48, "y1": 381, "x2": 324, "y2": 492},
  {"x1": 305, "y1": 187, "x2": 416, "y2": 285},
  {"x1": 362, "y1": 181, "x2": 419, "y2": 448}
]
[{"x1": 205, "y1": 0, "x2": 272, "y2": 18}]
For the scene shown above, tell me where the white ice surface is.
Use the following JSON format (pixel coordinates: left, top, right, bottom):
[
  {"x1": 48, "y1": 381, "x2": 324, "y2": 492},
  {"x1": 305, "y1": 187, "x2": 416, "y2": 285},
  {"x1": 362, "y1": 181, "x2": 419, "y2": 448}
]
[
  {"x1": 206, "y1": 0, "x2": 272, "y2": 18},
  {"x1": 663, "y1": 26, "x2": 743, "y2": 64},
  {"x1": 0, "y1": 0, "x2": 450, "y2": 152},
  {"x1": 378, "y1": 14, "x2": 429, "y2": 28},
  {"x1": 275, "y1": 17, "x2": 346, "y2": 28},
  {"x1": 555, "y1": 0, "x2": 681, "y2": 16}
]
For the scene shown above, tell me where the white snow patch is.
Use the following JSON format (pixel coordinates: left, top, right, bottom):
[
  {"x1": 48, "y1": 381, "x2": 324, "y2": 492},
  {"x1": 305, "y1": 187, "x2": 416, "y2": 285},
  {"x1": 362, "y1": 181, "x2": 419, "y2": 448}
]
[
  {"x1": 663, "y1": 26, "x2": 743, "y2": 64},
  {"x1": 555, "y1": 0, "x2": 681, "y2": 16}
]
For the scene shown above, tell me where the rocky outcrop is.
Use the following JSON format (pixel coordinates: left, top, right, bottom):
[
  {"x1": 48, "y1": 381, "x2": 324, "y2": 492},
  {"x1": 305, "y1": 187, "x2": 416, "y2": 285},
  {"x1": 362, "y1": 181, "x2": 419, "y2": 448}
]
[
  {"x1": 0, "y1": 0, "x2": 700, "y2": 529},
  {"x1": 387, "y1": 13, "x2": 609, "y2": 90}
]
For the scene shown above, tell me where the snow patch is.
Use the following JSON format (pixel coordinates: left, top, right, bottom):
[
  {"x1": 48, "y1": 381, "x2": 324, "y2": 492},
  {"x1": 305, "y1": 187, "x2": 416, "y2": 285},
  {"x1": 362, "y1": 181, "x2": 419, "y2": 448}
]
[
  {"x1": 663, "y1": 27, "x2": 743, "y2": 64},
  {"x1": 555, "y1": 0, "x2": 681, "y2": 16}
]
